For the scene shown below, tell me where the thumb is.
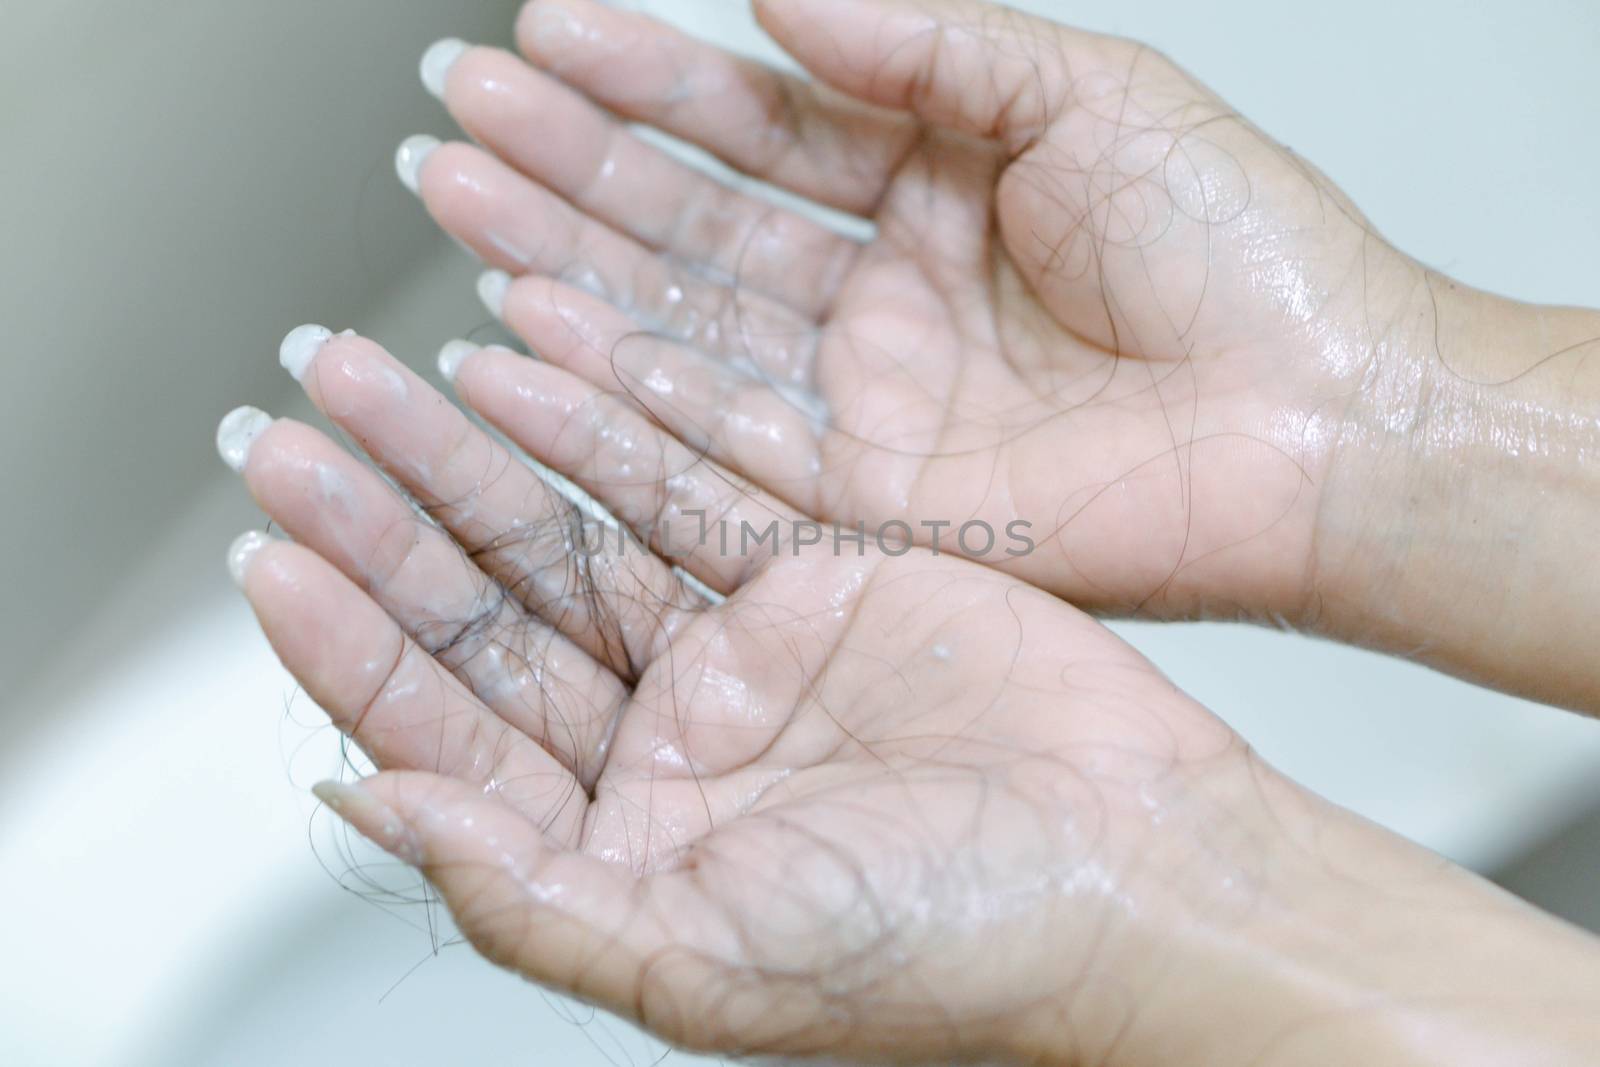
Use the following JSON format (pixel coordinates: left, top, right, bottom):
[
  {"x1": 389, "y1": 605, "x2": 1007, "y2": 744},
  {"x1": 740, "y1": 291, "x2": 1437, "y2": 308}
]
[
  {"x1": 754, "y1": 0, "x2": 1100, "y2": 148},
  {"x1": 314, "y1": 772, "x2": 702, "y2": 1019}
]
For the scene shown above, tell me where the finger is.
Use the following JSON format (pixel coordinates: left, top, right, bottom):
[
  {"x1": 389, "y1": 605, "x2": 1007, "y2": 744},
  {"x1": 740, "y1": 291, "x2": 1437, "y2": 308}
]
[
  {"x1": 315, "y1": 772, "x2": 734, "y2": 1048},
  {"x1": 233, "y1": 537, "x2": 587, "y2": 826},
  {"x1": 754, "y1": 0, "x2": 1098, "y2": 151},
  {"x1": 450, "y1": 343, "x2": 808, "y2": 596},
  {"x1": 499, "y1": 275, "x2": 830, "y2": 508},
  {"x1": 431, "y1": 43, "x2": 860, "y2": 319},
  {"x1": 413, "y1": 142, "x2": 818, "y2": 366},
  {"x1": 502, "y1": 265, "x2": 825, "y2": 410},
  {"x1": 222, "y1": 408, "x2": 626, "y2": 785},
  {"x1": 287, "y1": 327, "x2": 698, "y2": 679},
  {"x1": 514, "y1": 0, "x2": 922, "y2": 217}
]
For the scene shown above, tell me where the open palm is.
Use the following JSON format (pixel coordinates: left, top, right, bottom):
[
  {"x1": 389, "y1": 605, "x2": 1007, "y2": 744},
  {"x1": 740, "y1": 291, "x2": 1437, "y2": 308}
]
[
  {"x1": 226, "y1": 327, "x2": 1286, "y2": 1061},
  {"x1": 410, "y1": 0, "x2": 1428, "y2": 623},
  {"x1": 218, "y1": 3, "x2": 1600, "y2": 1061}
]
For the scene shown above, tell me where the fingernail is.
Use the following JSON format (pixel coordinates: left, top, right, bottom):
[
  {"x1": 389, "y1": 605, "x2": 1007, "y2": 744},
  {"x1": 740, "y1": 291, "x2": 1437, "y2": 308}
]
[
  {"x1": 313, "y1": 780, "x2": 422, "y2": 863},
  {"x1": 477, "y1": 269, "x2": 510, "y2": 318},
  {"x1": 420, "y1": 38, "x2": 468, "y2": 100},
  {"x1": 279, "y1": 323, "x2": 333, "y2": 381},
  {"x1": 437, "y1": 339, "x2": 481, "y2": 383},
  {"x1": 395, "y1": 134, "x2": 441, "y2": 195},
  {"x1": 227, "y1": 530, "x2": 271, "y2": 588},
  {"x1": 216, "y1": 405, "x2": 272, "y2": 472}
]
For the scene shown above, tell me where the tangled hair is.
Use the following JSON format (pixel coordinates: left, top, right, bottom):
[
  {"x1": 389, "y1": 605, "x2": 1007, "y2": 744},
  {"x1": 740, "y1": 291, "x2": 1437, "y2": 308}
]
[{"x1": 283, "y1": 1, "x2": 1598, "y2": 1060}]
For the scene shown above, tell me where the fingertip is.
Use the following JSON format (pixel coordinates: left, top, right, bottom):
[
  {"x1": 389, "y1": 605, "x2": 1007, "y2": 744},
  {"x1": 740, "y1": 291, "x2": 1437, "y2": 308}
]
[
  {"x1": 395, "y1": 134, "x2": 442, "y2": 195},
  {"x1": 302, "y1": 332, "x2": 415, "y2": 419},
  {"x1": 436, "y1": 339, "x2": 481, "y2": 383},
  {"x1": 279, "y1": 324, "x2": 333, "y2": 381},
  {"x1": 420, "y1": 37, "x2": 469, "y2": 100},
  {"x1": 227, "y1": 529, "x2": 272, "y2": 589},
  {"x1": 476, "y1": 269, "x2": 511, "y2": 319},
  {"x1": 313, "y1": 778, "x2": 424, "y2": 864},
  {"x1": 216, "y1": 405, "x2": 273, "y2": 473}
]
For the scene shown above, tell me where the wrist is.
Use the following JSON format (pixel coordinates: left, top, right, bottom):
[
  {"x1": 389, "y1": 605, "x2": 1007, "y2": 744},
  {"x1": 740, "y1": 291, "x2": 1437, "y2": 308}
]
[
  {"x1": 1308, "y1": 281, "x2": 1600, "y2": 710},
  {"x1": 1153, "y1": 834, "x2": 1600, "y2": 1067},
  {"x1": 1058, "y1": 763, "x2": 1600, "y2": 1067}
]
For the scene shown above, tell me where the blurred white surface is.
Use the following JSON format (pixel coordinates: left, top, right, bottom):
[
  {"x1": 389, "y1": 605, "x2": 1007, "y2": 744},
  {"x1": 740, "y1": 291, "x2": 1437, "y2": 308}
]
[{"x1": 2, "y1": 1, "x2": 1597, "y2": 1065}]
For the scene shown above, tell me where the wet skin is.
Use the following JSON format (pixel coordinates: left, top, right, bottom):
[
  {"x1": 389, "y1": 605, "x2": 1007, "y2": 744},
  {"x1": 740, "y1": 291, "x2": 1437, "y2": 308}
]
[
  {"x1": 227, "y1": 328, "x2": 1600, "y2": 1064},
  {"x1": 406, "y1": 0, "x2": 1600, "y2": 711},
  {"x1": 222, "y1": 0, "x2": 1600, "y2": 1062}
]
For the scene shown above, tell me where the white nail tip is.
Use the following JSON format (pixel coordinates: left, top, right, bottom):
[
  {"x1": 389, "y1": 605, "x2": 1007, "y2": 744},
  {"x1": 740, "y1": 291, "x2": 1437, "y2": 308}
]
[
  {"x1": 227, "y1": 530, "x2": 271, "y2": 588},
  {"x1": 420, "y1": 38, "x2": 468, "y2": 99},
  {"x1": 477, "y1": 269, "x2": 511, "y2": 317},
  {"x1": 395, "y1": 134, "x2": 440, "y2": 194},
  {"x1": 437, "y1": 340, "x2": 481, "y2": 382},
  {"x1": 216, "y1": 405, "x2": 273, "y2": 472},
  {"x1": 279, "y1": 323, "x2": 332, "y2": 381}
]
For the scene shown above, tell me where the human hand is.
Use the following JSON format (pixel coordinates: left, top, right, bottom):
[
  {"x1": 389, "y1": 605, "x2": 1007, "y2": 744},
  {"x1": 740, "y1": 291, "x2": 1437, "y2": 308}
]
[
  {"x1": 222, "y1": 324, "x2": 1241, "y2": 1060},
  {"x1": 407, "y1": 0, "x2": 1600, "y2": 709},
  {"x1": 221, "y1": 328, "x2": 1600, "y2": 1064}
]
